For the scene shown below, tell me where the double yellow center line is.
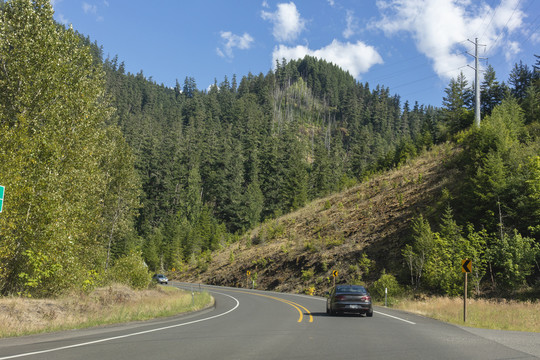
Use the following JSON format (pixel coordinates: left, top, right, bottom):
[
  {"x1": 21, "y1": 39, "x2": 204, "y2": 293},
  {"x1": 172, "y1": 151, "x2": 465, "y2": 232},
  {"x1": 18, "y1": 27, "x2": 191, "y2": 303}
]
[{"x1": 234, "y1": 290, "x2": 313, "y2": 323}]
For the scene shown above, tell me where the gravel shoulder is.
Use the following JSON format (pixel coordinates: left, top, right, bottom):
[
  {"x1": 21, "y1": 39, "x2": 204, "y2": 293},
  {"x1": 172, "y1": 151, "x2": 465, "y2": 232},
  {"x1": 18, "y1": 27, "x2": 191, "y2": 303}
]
[{"x1": 457, "y1": 326, "x2": 540, "y2": 358}]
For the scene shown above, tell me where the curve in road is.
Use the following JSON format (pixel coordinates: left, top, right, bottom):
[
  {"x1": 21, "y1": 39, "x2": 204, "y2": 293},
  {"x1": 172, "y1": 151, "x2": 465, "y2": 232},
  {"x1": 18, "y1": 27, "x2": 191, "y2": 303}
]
[{"x1": 0, "y1": 282, "x2": 537, "y2": 360}]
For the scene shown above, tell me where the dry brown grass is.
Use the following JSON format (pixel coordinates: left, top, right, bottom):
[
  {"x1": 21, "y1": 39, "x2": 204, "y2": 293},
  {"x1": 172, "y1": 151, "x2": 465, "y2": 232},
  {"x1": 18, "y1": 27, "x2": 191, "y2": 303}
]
[
  {"x1": 394, "y1": 297, "x2": 540, "y2": 332},
  {"x1": 0, "y1": 284, "x2": 213, "y2": 338}
]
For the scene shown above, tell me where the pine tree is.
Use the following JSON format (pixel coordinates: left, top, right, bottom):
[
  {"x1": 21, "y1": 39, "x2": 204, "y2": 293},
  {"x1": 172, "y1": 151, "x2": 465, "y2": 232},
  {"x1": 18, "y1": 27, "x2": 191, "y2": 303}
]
[
  {"x1": 279, "y1": 130, "x2": 308, "y2": 212},
  {"x1": 521, "y1": 56, "x2": 540, "y2": 124},
  {"x1": 508, "y1": 61, "x2": 533, "y2": 102},
  {"x1": 260, "y1": 135, "x2": 282, "y2": 218},
  {"x1": 480, "y1": 65, "x2": 506, "y2": 117},
  {"x1": 310, "y1": 140, "x2": 333, "y2": 198},
  {"x1": 442, "y1": 72, "x2": 473, "y2": 135}
]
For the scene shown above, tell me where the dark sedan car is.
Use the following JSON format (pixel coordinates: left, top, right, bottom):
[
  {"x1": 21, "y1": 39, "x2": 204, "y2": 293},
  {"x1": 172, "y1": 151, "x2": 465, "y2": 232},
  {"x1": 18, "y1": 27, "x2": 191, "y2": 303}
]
[
  {"x1": 326, "y1": 284, "x2": 373, "y2": 317},
  {"x1": 152, "y1": 274, "x2": 168, "y2": 284}
]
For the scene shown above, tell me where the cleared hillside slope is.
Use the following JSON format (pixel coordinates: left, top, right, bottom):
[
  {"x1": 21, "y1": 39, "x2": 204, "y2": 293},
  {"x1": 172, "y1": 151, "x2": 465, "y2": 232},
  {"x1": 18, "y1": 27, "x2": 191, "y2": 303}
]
[{"x1": 181, "y1": 143, "x2": 463, "y2": 295}]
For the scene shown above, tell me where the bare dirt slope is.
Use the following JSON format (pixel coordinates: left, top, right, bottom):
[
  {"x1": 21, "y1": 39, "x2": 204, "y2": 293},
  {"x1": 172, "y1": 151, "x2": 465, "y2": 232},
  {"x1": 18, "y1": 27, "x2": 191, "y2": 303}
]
[{"x1": 181, "y1": 144, "x2": 462, "y2": 296}]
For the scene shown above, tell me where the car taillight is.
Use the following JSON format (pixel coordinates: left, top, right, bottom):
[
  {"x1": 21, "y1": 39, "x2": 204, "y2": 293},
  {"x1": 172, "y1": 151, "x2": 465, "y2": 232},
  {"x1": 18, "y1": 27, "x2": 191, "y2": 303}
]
[
  {"x1": 360, "y1": 296, "x2": 371, "y2": 302},
  {"x1": 335, "y1": 295, "x2": 346, "y2": 301}
]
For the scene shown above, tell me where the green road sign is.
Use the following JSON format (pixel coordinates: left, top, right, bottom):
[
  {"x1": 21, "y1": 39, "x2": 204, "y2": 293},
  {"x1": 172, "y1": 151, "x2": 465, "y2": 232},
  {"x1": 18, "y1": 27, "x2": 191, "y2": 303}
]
[{"x1": 0, "y1": 185, "x2": 4, "y2": 213}]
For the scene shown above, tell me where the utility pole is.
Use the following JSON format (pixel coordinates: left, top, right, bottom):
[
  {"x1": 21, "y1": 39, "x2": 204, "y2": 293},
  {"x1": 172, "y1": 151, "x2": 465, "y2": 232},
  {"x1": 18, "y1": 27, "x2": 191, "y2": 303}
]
[{"x1": 467, "y1": 38, "x2": 486, "y2": 128}]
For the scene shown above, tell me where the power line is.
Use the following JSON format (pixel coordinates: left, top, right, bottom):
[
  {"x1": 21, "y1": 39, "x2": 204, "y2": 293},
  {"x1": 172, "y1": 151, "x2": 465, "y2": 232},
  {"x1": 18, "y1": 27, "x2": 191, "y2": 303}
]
[
  {"x1": 478, "y1": 0, "x2": 501, "y2": 41},
  {"x1": 477, "y1": 0, "x2": 500, "y2": 40},
  {"x1": 390, "y1": 65, "x2": 467, "y2": 90},
  {"x1": 486, "y1": 0, "x2": 523, "y2": 53},
  {"x1": 512, "y1": 11, "x2": 540, "y2": 44},
  {"x1": 522, "y1": 21, "x2": 540, "y2": 43},
  {"x1": 368, "y1": 46, "x2": 466, "y2": 75},
  {"x1": 368, "y1": 50, "x2": 469, "y2": 87}
]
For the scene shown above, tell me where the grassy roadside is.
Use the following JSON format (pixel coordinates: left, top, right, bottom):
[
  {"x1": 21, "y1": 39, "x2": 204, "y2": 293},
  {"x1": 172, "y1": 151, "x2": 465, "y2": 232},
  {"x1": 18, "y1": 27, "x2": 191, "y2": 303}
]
[
  {"x1": 388, "y1": 297, "x2": 540, "y2": 332},
  {"x1": 0, "y1": 284, "x2": 213, "y2": 338}
]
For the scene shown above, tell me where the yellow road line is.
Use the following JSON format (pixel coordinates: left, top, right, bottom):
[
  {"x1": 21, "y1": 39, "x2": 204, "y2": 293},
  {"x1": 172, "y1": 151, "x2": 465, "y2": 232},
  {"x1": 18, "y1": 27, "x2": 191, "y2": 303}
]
[
  {"x1": 184, "y1": 284, "x2": 314, "y2": 323},
  {"x1": 234, "y1": 290, "x2": 314, "y2": 323}
]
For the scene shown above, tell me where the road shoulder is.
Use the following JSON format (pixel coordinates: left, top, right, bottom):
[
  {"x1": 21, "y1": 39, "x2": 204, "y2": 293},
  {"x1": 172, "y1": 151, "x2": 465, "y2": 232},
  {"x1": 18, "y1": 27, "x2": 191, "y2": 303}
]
[{"x1": 456, "y1": 326, "x2": 540, "y2": 358}]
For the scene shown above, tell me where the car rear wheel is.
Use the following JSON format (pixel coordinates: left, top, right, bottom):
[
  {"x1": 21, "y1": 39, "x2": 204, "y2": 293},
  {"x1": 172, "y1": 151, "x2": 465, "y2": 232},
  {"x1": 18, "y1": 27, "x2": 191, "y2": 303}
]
[
  {"x1": 328, "y1": 306, "x2": 335, "y2": 316},
  {"x1": 366, "y1": 310, "x2": 373, "y2": 317}
]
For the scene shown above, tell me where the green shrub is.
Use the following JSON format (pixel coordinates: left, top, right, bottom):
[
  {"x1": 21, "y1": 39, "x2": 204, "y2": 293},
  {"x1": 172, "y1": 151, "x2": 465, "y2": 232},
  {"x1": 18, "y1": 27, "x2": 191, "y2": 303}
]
[
  {"x1": 358, "y1": 253, "x2": 373, "y2": 277},
  {"x1": 301, "y1": 268, "x2": 314, "y2": 282},
  {"x1": 321, "y1": 261, "x2": 328, "y2": 272},
  {"x1": 323, "y1": 200, "x2": 331, "y2": 210},
  {"x1": 325, "y1": 235, "x2": 344, "y2": 248},
  {"x1": 252, "y1": 257, "x2": 269, "y2": 267},
  {"x1": 371, "y1": 270, "x2": 402, "y2": 305},
  {"x1": 109, "y1": 252, "x2": 151, "y2": 290},
  {"x1": 304, "y1": 240, "x2": 318, "y2": 252}
]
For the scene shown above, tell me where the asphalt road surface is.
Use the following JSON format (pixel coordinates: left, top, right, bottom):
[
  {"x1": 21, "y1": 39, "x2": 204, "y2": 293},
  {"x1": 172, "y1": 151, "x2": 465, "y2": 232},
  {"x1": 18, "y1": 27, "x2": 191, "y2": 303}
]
[{"x1": 0, "y1": 282, "x2": 538, "y2": 360}]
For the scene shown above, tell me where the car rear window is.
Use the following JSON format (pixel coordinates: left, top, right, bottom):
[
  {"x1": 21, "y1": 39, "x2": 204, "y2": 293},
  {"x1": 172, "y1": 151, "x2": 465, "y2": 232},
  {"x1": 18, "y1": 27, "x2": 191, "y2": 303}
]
[{"x1": 336, "y1": 285, "x2": 366, "y2": 294}]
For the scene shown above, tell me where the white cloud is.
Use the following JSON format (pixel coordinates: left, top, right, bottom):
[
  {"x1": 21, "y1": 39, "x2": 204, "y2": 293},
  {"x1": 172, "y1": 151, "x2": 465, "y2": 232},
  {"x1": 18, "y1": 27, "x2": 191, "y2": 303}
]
[
  {"x1": 261, "y1": 2, "x2": 306, "y2": 43},
  {"x1": 82, "y1": 2, "x2": 105, "y2": 22},
  {"x1": 343, "y1": 10, "x2": 357, "y2": 39},
  {"x1": 328, "y1": 0, "x2": 335, "y2": 6},
  {"x1": 57, "y1": 13, "x2": 69, "y2": 25},
  {"x1": 370, "y1": 0, "x2": 527, "y2": 80},
  {"x1": 262, "y1": 1, "x2": 269, "y2": 8},
  {"x1": 82, "y1": 2, "x2": 97, "y2": 15},
  {"x1": 272, "y1": 40, "x2": 383, "y2": 78},
  {"x1": 504, "y1": 40, "x2": 520, "y2": 62},
  {"x1": 51, "y1": 0, "x2": 68, "y2": 25},
  {"x1": 217, "y1": 31, "x2": 254, "y2": 59}
]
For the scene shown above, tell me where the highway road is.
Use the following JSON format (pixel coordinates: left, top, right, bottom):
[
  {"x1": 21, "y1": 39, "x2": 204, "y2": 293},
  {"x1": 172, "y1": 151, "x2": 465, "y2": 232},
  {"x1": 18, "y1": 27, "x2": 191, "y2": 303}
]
[{"x1": 0, "y1": 282, "x2": 538, "y2": 359}]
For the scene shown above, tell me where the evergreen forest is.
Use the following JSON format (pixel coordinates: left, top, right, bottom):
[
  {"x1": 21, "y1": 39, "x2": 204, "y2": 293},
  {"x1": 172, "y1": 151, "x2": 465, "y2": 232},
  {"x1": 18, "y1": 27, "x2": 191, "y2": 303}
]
[{"x1": 0, "y1": 0, "x2": 538, "y2": 297}]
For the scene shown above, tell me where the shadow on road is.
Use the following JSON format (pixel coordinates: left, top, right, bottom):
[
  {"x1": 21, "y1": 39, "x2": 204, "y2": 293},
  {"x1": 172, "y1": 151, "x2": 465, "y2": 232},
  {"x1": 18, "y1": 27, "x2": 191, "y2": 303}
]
[{"x1": 309, "y1": 312, "x2": 369, "y2": 318}]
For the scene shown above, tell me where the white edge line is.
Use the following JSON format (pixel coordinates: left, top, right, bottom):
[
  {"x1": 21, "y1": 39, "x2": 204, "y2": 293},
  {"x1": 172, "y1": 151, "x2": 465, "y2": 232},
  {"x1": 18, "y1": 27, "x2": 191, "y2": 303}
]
[
  {"x1": 290, "y1": 294, "x2": 416, "y2": 325},
  {"x1": 188, "y1": 283, "x2": 416, "y2": 325},
  {"x1": 374, "y1": 310, "x2": 416, "y2": 324},
  {"x1": 0, "y1": 291, "x2": 240, "y2": 360}
]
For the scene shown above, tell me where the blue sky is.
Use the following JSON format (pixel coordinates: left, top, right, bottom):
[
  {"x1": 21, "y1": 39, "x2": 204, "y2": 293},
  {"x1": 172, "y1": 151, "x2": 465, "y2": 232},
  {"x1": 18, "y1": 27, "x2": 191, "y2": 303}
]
[{"x1": 51, "y1": 0, "x2": 540, "y2": 108}]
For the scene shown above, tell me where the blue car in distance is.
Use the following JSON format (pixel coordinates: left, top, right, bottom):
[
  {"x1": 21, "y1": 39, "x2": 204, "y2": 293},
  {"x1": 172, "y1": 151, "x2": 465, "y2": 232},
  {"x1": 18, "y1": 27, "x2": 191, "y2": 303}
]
[{"x1": 152, "y1": 274, "x2": 168, "y2": 284}]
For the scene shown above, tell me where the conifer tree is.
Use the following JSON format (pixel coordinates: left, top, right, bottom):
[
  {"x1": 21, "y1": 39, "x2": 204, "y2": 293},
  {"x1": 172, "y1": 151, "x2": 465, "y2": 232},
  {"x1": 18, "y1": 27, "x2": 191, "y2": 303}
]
[
  {"x1": 310, "y1": 140, "x2": 333, "y2": 198},
  {"x1": 508, "y1": 61, "x2": 533, "y2": 102},
  {"x1": 480, "y1": 65, "x2": 506, "y2": 117},
  {"x1": 442, "y1": 72, "x2": 473, "y2": 135}
]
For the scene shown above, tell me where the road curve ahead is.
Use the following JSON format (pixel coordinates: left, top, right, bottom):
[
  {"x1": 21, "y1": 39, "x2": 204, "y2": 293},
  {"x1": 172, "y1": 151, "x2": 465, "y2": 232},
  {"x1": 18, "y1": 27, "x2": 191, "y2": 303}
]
[{"x1": 0, "y1": 283, "x2": 538, "y2": 360}]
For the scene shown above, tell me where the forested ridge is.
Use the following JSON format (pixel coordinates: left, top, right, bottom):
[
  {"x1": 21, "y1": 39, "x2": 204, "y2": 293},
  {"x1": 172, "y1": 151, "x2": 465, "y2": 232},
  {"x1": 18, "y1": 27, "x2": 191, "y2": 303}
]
[
  {"x1": 0, "y1": 0, "x2": 538, "y2": 297},
  {"x1": 102, "y1": 53, "x2": 440, "y2": 262}
]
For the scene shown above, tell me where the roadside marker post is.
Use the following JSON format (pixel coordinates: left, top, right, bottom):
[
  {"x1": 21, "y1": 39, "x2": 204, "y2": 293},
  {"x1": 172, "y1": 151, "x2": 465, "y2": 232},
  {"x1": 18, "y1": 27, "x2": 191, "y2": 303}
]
[
  {"x1": 0, "y1": 185, "x2": 4, "y2": 213},
  {"x1": 332, "y1": 270, "x2": 338, "y2": 287},
  {"x1": 462, "y1": 259, "x2": 472, "y2": 322},
  {"x1": 464, "y1": 272, "x2": 467, "y2": 322}
]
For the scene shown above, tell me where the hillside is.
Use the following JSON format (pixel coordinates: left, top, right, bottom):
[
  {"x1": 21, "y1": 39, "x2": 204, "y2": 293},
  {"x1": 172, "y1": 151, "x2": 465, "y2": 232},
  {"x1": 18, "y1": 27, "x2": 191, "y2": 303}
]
[
  {"x1": 181, "y1": 143, "x2": 462, "y2": 295},
  {"x1": 2, "y1": 1, "x2": 537, "y2": 298}
]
